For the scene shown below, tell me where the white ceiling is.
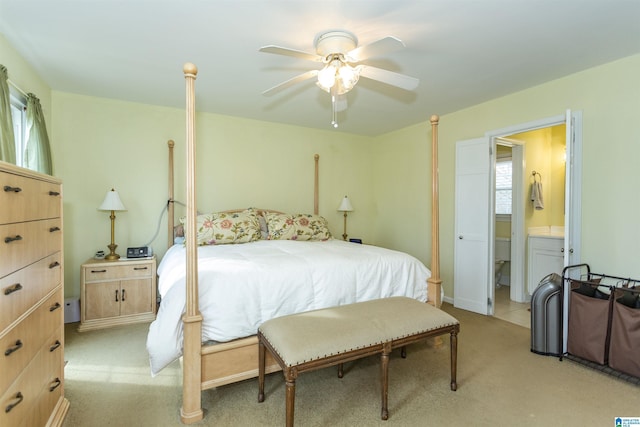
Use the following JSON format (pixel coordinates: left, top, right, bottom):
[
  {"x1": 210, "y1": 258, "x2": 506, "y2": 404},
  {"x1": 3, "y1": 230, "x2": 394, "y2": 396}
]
[{"x1": 1, "y1": 1, "x2": 639, "y2": 136}]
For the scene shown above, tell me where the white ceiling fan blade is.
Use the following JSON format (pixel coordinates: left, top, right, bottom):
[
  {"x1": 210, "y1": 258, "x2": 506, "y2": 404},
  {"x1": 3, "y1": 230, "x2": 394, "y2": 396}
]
[
  {"x1": 259, "y1": 45, "x2": 323, "y2": 62},
  {"x1": 262, "y1": 70, "x2": 319, "y2": 96},
  {"x1": 346, "y1": 36, "x2": 406, "y2": 63},
  {"x1": 357, "y1": 65, "x2": 419, "y2": 91}
]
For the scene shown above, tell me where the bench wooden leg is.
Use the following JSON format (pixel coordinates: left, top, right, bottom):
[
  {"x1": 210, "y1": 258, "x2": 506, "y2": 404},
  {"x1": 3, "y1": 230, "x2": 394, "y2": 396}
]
[
  {"x1": 258, "y1": 339, "x2": 266, "y2": 402},
  {"x1": 380, "y1": 342, "x2": 391, "y2": 420},
  {"x1": 285, "y1": 375, "x2": 296, "y2": 427},
  {"x1": 337, "y1": 363, "x2": 344, "y2": 378},
  {"x1": 450, "y1": 329, "x2": 458, "y2": 391}
]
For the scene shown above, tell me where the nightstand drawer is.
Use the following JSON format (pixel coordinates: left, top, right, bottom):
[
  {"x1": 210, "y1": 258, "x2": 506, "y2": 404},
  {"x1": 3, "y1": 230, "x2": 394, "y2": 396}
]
[{"x1": 84, "y1": 262, "x2": 153, "y2": 282}]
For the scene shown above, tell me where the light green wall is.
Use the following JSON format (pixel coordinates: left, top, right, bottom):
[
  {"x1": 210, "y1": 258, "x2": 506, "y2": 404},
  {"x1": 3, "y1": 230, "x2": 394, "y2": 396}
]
[
  {"x1": 375, "y1": 53, "x2": 640, "y2": 298},
  {"x1": 370, "y1": 121, "x2": 433, "y2": 265}
]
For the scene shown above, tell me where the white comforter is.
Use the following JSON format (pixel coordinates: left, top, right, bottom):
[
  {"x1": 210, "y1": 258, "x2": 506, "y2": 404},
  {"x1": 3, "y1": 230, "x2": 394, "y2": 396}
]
[{"x1": 147, "y1": 239, "x2": 430, "y2": 375}]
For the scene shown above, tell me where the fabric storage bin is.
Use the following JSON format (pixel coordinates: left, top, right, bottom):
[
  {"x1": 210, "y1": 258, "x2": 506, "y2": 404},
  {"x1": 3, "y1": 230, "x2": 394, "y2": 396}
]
[
  {"x1": 608, "y1": 288, "x2": 640, "y2": 377},
  {"x1": 567, "y1": 280, "x2": 614, "y2": 365}
]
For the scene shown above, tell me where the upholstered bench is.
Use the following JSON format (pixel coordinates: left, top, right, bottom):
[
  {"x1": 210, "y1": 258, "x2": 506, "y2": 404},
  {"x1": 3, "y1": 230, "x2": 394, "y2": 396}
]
[{"x1": 257, "y1": 296, "x2": 460, "y2": 426}]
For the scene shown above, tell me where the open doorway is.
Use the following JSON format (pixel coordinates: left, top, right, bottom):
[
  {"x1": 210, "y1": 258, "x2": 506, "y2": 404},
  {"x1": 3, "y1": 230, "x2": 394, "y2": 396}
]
[
  {"x1": 453, "y1": 111, "x2": 582, "y2": 325},
  {"x1": 489, "y1": 114, "x2": 582, "y2": 328},
  {"x1": 492, "y1": 140, "x2": 531, "y2": 327}
]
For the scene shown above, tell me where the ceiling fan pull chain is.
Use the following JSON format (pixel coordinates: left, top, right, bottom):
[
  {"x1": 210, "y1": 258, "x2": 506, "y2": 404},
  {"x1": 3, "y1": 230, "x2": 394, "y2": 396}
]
[{"x1": 331, "y1": 87, "x2": 339, "y2": 128}]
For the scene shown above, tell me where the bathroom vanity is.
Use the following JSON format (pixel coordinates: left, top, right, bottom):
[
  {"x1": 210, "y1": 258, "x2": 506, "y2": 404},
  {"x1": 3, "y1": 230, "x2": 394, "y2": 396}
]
[{"x1": 527, "y1": 228, "x2": 565, "y2": 295}]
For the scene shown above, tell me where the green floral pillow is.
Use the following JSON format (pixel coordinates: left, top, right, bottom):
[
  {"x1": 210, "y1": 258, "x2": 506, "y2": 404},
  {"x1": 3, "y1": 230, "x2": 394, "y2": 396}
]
[
  {"x1": 264, "y1": 212, "x2": 332, "y2": 241},
  {"x1": 180, "y1": 209, "x2": 261, "y2": 245}
]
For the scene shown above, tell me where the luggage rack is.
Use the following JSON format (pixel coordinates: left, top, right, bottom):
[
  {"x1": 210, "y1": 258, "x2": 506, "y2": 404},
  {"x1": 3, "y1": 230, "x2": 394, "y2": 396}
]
[{"x1": 560, "y1": 263, "x2": 640, "y2": 385}]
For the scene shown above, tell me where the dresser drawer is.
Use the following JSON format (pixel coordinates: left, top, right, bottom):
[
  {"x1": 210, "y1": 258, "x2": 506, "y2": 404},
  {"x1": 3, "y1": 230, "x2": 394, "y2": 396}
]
[
  {"x1": 84, "y1": 261, "x2": 154, "y2": 282},
  {"x1": 0, "y1": 290, "x2": 63, "y2": 395},
  {"x1": 0, "y1": 218, "x2": 62, "y2": 278},
  {"x1": 0, "y1": 253, "x2": 62, "y2": 332},
  {"x1": 0, "y1": 169, "x2": 61, "y2": 225},
  {"x1": 18, "y1": 329, "x2": 64, "y2": 427},
  {"x1": 0, "y1": 326, "x2": 63, "y2": 427}
]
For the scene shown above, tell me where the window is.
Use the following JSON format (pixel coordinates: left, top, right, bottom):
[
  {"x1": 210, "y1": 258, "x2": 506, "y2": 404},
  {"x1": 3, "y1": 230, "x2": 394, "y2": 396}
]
[
  {"x1": 495, "y1": 157, "x2": 512, "y2": 216},
  {"x1": 10, "y1": 90, "x2": 27, "y2": 167}
]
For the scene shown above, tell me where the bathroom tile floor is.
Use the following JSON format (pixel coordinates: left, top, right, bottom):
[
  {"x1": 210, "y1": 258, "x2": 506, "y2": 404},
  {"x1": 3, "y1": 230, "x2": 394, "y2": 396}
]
[{"x1": 494, "y1": 285, "x2": 531, "y2": 328}]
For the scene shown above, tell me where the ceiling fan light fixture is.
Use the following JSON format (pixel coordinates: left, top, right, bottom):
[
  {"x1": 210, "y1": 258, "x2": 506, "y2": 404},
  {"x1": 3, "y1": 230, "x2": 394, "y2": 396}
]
[
  {"x1": 317, "y1": 61, "x2": 338, "y2": 91},
  {"x1": 317, "y1": 59, "x2": 360, "y2": 95},
  {"x1": 338, "y1": 64, "x2": 359, "y2": 91}
]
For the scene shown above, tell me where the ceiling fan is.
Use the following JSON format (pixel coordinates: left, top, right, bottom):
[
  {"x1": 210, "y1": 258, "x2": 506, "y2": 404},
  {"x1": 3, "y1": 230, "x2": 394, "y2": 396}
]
[{"x1": 259, "y1": 30, "x2": 419, "y2": 128}]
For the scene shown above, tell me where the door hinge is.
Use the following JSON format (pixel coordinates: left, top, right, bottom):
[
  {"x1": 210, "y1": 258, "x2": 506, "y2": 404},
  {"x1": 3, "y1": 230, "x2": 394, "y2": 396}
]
[
  {"x1": 488, "y1": 297, "x2": 493, "y2": 308},
  {"x1": 489, "y1": 145, "x2": 493, "y2": 156}
]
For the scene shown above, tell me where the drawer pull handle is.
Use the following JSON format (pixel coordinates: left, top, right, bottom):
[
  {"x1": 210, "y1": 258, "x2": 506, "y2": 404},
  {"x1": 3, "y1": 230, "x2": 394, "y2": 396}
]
[
  {"x1": 115, "y1": 289, "x2": 119, "y2": 302},
  {"x1": 4, "y1": 235, "x2": 22, "y2": 244},
  {"x1": 49, "y1": 226, "x2": 61, "y2": 232},
  {"x1": 91, "y1": 269, "x2": 107, "y2": 273},
  {"x1": 134, "y1": 267, "x2": 148, "y2": 271},
  {"x1": 49, "y1": 191, "x2": 60, "y2": 196},
  {"x1": 122, "y1": 289, "x2": 126, "y2": 301},
  {"x1": 50, "y1": 340, "x2": 61, "y2": 352},
  {"x1": 5, "y1": 392, "x2": 23, "y2": 413},
  {"x1": 4, "y1": 283, "x2": 22, "y2": 295},
  {"x1": 5, "y1": 340, "x2": 23, "y2": 356},
  {"x1": 3, "y1": 185, "x2": 22, "y2": 193},
  {"x1": 49, "y1": 302, "x2": 61, "y2": 312},
  {"x1": 49, "y1": 261, "x2": 61, "y2": 269},
  {"x1": 49, "y1": 378, "x2": 62, "y2": 392}
]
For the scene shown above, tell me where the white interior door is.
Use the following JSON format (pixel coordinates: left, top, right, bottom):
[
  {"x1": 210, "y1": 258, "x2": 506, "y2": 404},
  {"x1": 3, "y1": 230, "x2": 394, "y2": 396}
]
[
  {"x1": 562, "y1": 109, "x2": 582, "y2": 352},
  {"x1": 454, "y1": 137, "x2": 492, "y2": 315},
  {"x1": 564, "y1": 109, "x2": 581, "y2": 268}
]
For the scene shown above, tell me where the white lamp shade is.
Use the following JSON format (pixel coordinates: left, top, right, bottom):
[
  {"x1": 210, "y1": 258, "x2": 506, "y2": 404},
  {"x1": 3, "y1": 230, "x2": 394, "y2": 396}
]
[
  {"x1": 337, "y1": 196, "x2": 353, "y2": 212},
  {"x1": 99, "y1": 189, "x2": 126, "y2": 211}
]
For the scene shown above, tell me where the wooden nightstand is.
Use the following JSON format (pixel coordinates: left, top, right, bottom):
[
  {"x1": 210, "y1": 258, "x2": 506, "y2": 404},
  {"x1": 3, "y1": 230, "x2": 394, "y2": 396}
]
[{"x1": 78, "y1": 256, "x2": 157, "y2": 332}]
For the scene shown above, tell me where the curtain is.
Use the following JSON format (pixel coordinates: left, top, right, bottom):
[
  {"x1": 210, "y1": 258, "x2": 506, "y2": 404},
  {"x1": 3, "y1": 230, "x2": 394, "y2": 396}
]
[
  {"x1": 24, "y1": 93, "x2": 52, "y2": 174},
  {"x1": 0, "y1": 65, "x2": 16, "y2": 164}
]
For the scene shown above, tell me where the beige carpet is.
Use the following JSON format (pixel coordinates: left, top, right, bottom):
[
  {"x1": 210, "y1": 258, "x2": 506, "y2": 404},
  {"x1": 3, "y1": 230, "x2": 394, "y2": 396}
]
[{"x1": 62, "y1": 304, "x2": 639, "y2": 427}]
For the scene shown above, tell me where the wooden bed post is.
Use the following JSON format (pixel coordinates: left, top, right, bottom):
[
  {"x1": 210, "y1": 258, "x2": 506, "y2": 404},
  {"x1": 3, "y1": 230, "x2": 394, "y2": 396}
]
[
  {"x1": 314, "y1": 154, "x2": 319, "y2": 215},
  {"x1": 427, "y1": 115, "x2": 442, "y2": 308},
  {"x1": 167, "y1": 139, "x2": 175, "y2": 247},
  {"x1": 180, "y1": 63, "x2": 204, "y2": 424}
]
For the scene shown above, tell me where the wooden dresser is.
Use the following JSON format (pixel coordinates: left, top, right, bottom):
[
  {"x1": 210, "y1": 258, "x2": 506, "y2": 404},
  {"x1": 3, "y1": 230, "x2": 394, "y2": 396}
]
[{"x1": 0, "y1": 161, "x2": 69, "y2": 427}]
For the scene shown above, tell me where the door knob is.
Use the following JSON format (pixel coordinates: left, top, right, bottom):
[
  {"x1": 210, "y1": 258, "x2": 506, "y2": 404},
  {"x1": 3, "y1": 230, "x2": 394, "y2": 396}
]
[{"x1": 458, "y1": 235, "x2": 463, "y2": 239}]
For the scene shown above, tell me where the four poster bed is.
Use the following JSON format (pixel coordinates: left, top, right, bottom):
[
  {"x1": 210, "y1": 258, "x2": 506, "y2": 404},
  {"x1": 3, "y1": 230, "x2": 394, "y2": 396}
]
[{"x1": 147, "y1": 63, "x2": 443, "y2": 423}]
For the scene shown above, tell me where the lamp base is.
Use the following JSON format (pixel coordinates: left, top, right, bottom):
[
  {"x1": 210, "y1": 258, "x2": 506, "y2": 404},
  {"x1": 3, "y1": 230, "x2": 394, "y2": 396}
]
[{"x1": 105, "y1": 243, "x2": 120, "y2": 261}]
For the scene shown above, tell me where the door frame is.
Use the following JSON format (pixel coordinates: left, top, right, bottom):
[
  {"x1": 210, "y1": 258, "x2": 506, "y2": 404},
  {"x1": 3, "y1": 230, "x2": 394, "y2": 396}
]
[
  {"x1": 493, "y1": 138, "x2": 525, "y2": 304},
  {"x1": 485, "y1": 111, "x2": 582, "y2": 303}
]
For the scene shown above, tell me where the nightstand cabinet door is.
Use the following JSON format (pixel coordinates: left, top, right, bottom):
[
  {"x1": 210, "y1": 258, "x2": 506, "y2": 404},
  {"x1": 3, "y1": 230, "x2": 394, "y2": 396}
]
[
  {"x1": 120, "y1": 278, "x2": 154, "y2": 316},
  {"x1": 84, "y1": 281, "x2": 120, "y2": 320},
  {"x1": 79, "y1": 257, "x2": 157, "y2": 332}
]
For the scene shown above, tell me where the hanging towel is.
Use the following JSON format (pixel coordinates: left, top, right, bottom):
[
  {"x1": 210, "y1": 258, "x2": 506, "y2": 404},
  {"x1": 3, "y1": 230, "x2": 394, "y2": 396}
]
[{"x1": 530, "y1": 181, "x2": 544, "y2": 210}]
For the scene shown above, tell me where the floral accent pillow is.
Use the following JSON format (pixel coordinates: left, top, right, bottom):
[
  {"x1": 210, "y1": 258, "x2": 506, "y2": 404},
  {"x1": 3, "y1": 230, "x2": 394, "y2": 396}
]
[
  {"x1": 264, "y1": 212, "x2": 332, "y2": 241},
  {"x1": 180, "y1": 209, "x2": 261, "y2": 245}
]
